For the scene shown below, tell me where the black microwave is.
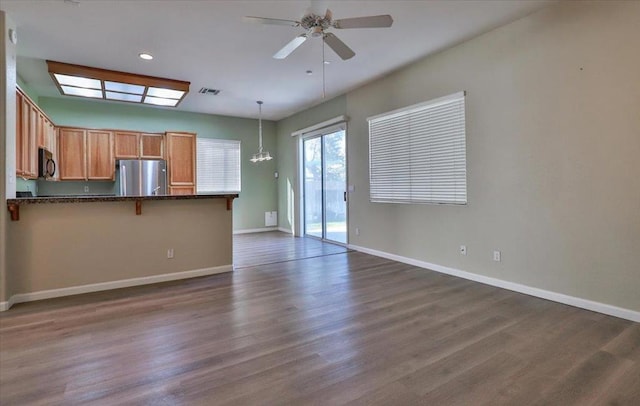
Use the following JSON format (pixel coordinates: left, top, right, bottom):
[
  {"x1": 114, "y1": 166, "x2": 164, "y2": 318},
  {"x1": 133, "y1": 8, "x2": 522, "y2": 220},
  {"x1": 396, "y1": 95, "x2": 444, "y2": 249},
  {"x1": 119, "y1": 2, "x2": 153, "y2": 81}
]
[{"x1": 38, "y1": 148, "x2": 56, "y2": 179}]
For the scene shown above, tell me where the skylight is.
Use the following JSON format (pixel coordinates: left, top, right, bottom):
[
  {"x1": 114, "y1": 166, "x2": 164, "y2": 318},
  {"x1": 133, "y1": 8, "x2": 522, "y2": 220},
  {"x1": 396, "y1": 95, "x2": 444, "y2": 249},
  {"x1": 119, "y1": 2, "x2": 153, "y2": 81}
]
[{"x1": 47, "y1": 60, "x2": 190, "y2": 107}]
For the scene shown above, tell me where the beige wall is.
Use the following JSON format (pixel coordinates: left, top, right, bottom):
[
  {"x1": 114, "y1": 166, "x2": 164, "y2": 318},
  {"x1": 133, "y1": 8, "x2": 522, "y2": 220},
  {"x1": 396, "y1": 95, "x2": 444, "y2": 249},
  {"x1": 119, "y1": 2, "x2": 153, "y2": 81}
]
[
  {"x1": 278, "y1": 1, "x2": 640, "y2": 313},
  {"x1": 7, "y1": 199, "x2": 232, "y2": 294}
]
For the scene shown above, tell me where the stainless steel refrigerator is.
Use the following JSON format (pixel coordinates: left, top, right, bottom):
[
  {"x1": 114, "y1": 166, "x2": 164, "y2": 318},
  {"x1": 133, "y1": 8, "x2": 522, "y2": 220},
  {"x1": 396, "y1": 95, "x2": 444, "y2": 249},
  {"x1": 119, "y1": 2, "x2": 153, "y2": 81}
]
[{"x1": 116, "y1": 160, "x2": 167, "y2": 196}]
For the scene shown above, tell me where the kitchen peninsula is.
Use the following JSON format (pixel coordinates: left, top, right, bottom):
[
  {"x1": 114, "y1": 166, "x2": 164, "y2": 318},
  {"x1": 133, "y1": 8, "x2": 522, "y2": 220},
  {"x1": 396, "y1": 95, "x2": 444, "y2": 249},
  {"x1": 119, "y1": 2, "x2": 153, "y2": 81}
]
[
  {"x1": 5, "y1": 194, "x2": 237, "y2": 308},
  {"x1": 6, "y1": 193, "x2": 238, "y2": 221}
]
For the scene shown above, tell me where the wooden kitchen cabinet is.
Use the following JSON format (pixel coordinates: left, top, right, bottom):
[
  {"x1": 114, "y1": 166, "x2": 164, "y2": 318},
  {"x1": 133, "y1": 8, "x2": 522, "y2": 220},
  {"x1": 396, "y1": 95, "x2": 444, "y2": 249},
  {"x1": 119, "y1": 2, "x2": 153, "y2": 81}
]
[
  {"x1": 19, "y1": 96, "x2": 37, "y2": 178},
  {"x1": 114, "y1": 131, "x2": 139, "y2": 159},
  {"x1": 16, "y1": 88, "x2": 54, "y2": 179},
  {"x1": 44, "y1": 118, "x2": 55, "y2": 152},
  {"x1": 50, "y1": 125, "x2": 60, "y2": 181},
  {"x1": 114, "y1": 131, "x2": 164, "y2": 160},
  {"x1": 58, "y1": 128, "x2": 87, "y2": 180},
  {"x1": 169, "y1": 186, "x2": 195, "y2": 195},
  {"x1": 167, "y1": 132, "x2": 196, "y2": 194},
  {"x1": 140, "y1": 133, "x2": 164, "y2": 159},
  {"x1": 37, "y1": 112, "x2": 46, "y2": 149},
  {"x1": 59, "y1": 128, "x2": 114, "y2": 180},
  {"x1": 87, "y1": 130, "x2": 114, "y2": 180},
  {"x1": 16, "y1": 92, "x2": 24, "y2": 176}
]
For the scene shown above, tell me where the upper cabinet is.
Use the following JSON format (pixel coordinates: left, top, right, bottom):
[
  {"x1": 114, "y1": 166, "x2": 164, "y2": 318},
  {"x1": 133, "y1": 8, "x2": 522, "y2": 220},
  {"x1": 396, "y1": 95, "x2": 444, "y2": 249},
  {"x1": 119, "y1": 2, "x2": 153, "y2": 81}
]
[
  {"x1": 167, "y1": 132, "x2": 196, "y2": 194},
  {"x1": 16, "y1": 92, "x2": 24, "y2": 176},
  {"x1": 87, "y1": 130, "x2": 114, "y2": 180},
  {"x1": 114, "y1": 131, "x2": 139, "y2": 159},
  {"x1": 140, "y1": 133, "x2": 164, "y2": 159},
  {"x1": 58, "y1": 128, "x2": 87, "y2": 180},
  {"x1": 16, "y1": 89, "x2": 40, "y2": 179},
  {"x1": 114, "y1": 131, "x2": 164, "y2": 160},
  {"x1": 15, "y1": 88, "x2": 193, "y2": 189},
  {"x1": 59, "y1": 128, "x2": 114, "y2": 181}
]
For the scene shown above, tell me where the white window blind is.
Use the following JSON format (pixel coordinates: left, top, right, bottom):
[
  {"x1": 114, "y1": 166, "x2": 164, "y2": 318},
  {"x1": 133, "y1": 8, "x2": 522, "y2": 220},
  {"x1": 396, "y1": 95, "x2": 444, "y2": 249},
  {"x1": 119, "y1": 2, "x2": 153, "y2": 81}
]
[
  {"x1": 196, "y1": 138, "x2": 241, "y2": 193},
  {"x1": 368, "y1": 91, "x2": 466, "y2": 204}
]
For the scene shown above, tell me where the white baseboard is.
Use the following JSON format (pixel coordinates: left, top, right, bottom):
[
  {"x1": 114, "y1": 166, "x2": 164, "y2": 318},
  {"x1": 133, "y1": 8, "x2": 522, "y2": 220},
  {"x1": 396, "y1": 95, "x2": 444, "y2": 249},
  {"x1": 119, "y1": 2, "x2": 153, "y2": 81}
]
[
  {"x1": 278, "y1": 227, "x2": 293, "y2": 234},
  {"x1": 348, "y1": 244, "x2": 640, "y2": 323},
  {"x1": 0, "y1": 296, "x2": 15, "y2": 312},
  {"x1": 233, "y1": 227, "x2": 278, "y2": 235},
  {"x1": 1, "y1": 265, "x2": 232, "y2": 311}
]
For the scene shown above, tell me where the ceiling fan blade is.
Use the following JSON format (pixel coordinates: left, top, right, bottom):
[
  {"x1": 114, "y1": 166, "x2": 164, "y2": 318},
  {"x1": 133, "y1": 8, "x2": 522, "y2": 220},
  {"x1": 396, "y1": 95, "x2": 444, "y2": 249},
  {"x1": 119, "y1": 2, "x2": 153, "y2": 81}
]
[
  {"x1": 273, "y1": 34, "x2": 307, "y2": 59},
  {"x1": 325, "y1": 8, "x2": 333, "y2": 22},
  {"x1": 323, "y1": 33, "x2": 355, "y2": 60},
  {"x1": 243, "y1": 16, "x2": 300, "y2": 27},
  {"x1": 333, "y1": 15, "x2": 393, "y2": 29}
]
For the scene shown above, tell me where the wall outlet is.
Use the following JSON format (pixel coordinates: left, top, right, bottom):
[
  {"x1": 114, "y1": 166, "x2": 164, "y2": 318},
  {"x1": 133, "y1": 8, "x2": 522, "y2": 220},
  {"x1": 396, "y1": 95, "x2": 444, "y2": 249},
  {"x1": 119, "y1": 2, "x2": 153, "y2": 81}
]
[
  {"x1": 355, "y1": 227, "x2": 360, "y2": 236},
  {"x1": 493, "y1": 250, "x2": 501, "y2": 262},
  {"x1": 84, "y1": 186, "x2": 89, "y2": 192},
  {"x1": 460, "y1": 245, "x2": 467, "y2": 255},
  {"x1": 167, "y1": 248, "x2": 174, "y2": 259}
]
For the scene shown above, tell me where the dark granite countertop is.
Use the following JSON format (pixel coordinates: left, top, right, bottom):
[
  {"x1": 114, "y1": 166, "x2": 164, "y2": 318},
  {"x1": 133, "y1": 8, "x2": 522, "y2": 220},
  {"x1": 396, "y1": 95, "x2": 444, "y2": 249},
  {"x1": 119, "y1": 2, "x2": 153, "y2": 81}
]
[{"x1": 7, "y1": 194, "x2": 239, "y2": 205}]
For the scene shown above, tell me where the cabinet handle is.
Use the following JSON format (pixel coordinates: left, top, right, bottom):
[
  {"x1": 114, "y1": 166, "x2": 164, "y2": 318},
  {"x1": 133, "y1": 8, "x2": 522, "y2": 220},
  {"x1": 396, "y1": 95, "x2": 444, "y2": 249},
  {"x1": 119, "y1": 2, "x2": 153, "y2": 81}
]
[{"x1": 121, "y1": 164, "x2": 127, "y2": 195}]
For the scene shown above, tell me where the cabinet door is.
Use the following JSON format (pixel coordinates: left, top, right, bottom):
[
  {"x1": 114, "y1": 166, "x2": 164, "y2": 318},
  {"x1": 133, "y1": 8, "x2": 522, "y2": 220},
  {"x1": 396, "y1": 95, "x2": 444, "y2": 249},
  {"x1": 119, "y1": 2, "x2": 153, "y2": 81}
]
[
  {"x1": 114, "y1": 131, "x2": 140, "y2": 159},
  {"x1": 25, "y1": 103, "x2": 38, "y2": 178},
  {"x1": 45, "y1": 119, "x2": 55, "y2": 152},
  {"x1": 37, "y1": 112, "x2": 46, "y2": 149},
  {"x1": 16, "y1": 92, "x2": 24, "y2": 176},
  {"x1": 170, "y1": 186, "x2": 195, "y2": 195},
  {"x1": 167, "y1": 132, "x2": 196, "y2": 187},
  {"x1": 59, "y1": 128, "x2": 86, "y2": 180},
  {"x1": 87, "y1": 130, "x2": 114, "y2": 180},
  {"x1": 51, "y1": 127, "x2": 60, "y2": 181},
  {"x1": 140, "y1": 133, "x2": 164, "y2": 159}
]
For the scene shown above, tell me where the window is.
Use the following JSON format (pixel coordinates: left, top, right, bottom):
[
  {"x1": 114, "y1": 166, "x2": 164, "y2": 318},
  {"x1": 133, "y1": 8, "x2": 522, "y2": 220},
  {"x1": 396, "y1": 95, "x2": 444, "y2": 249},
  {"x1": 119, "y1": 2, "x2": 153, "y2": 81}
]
[
  {"x1": 368, "y1": 91, "x2": 466, "y2": 205},
  {"x1": 196, "y1": 138, "x2": 241, "y2": 193}
]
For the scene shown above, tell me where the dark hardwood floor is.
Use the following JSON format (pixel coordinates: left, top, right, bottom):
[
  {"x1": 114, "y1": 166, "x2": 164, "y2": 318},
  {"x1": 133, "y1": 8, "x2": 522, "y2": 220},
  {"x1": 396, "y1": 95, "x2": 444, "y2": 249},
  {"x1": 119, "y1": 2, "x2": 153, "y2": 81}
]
[{"x1": 1, "y1": 232, "x2": 638, "y2": 405}]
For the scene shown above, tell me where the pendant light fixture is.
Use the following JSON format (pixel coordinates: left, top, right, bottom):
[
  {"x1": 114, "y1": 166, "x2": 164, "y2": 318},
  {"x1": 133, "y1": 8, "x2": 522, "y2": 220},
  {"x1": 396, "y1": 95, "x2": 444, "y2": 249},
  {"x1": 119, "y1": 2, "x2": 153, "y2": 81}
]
[{"x1": 250, "y1": 101, "x2": 273, "y2": 163}]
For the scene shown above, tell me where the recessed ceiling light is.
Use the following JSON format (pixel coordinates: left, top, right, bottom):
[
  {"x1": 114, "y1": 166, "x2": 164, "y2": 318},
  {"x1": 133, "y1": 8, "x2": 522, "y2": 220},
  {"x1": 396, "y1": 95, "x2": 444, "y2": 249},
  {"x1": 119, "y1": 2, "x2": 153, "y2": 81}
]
[
  {"x1": 139, "y1": 53, "x2": 153, "y2": 60},
  {"x1": 306, "y1": 70, "x2": 313, "y2": 75},
  {"x1": 324, "y1": 60, "x2": 331, "y2": 65}
]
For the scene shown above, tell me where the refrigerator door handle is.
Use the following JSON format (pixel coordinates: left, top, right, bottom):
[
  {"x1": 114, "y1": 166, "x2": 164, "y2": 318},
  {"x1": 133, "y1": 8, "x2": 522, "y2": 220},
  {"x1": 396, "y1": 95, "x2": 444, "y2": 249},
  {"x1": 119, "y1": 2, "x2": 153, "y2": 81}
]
[{"x1": 121, "y1": 164, "x2": 127, "y2": 196}]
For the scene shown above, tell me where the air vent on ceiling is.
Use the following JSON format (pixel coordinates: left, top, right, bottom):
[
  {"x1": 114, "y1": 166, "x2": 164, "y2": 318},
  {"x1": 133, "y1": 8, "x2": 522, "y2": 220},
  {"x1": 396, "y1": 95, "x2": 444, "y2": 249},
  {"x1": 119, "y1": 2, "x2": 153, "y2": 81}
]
[{"x1": 199, "y1": 88, "x2": 221, "y2": 95}]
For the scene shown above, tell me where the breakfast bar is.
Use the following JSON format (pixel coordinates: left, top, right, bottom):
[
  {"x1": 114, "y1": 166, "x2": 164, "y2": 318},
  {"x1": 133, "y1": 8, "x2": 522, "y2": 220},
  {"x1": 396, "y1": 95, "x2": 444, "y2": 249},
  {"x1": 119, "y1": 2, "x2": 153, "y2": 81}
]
[{"x1": 6, "y1": 193, "x2": 238, "y2": 221}]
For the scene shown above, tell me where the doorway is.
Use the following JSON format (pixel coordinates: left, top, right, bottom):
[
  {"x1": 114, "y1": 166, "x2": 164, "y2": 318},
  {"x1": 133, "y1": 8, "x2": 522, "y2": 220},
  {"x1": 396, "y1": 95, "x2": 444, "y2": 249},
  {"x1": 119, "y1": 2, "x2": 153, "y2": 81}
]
[{"x1": 302, "y1": 128, "x2": 347, "y2": 244}]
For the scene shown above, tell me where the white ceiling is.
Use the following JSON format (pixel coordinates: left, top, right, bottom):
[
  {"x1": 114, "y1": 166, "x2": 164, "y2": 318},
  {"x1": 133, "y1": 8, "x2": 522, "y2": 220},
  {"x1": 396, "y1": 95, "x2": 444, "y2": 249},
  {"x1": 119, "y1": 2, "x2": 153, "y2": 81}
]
[{"x1": 2, "y1": 0, "x2": 555, "y2": 120}]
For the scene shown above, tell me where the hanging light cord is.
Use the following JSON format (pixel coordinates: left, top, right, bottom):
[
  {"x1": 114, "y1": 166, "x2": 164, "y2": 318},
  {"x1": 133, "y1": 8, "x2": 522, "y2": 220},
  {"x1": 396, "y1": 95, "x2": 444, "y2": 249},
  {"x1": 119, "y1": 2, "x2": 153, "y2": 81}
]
[
  {"x1": 258, "y1": 100, "x2": 263, "y2": 153},
  {"x1": 322, "y1": 36, "x2": 326, "y2": 99}
]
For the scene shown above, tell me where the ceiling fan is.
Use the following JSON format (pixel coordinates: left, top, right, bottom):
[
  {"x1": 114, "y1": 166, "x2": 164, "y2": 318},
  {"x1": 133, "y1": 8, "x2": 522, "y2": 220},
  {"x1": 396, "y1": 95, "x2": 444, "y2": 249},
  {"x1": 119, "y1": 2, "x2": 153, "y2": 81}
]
[{"x1": 244, "y1": 9, "x2": 393, "y2": 60}]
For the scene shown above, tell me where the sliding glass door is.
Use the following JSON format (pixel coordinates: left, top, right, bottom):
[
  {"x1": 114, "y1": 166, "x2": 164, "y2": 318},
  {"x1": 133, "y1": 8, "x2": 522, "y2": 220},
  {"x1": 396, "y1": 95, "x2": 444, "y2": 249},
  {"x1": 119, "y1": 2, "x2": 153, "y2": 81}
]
[{"x1": 303, "y1": 129, "x2": 347, "y2": 244}]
